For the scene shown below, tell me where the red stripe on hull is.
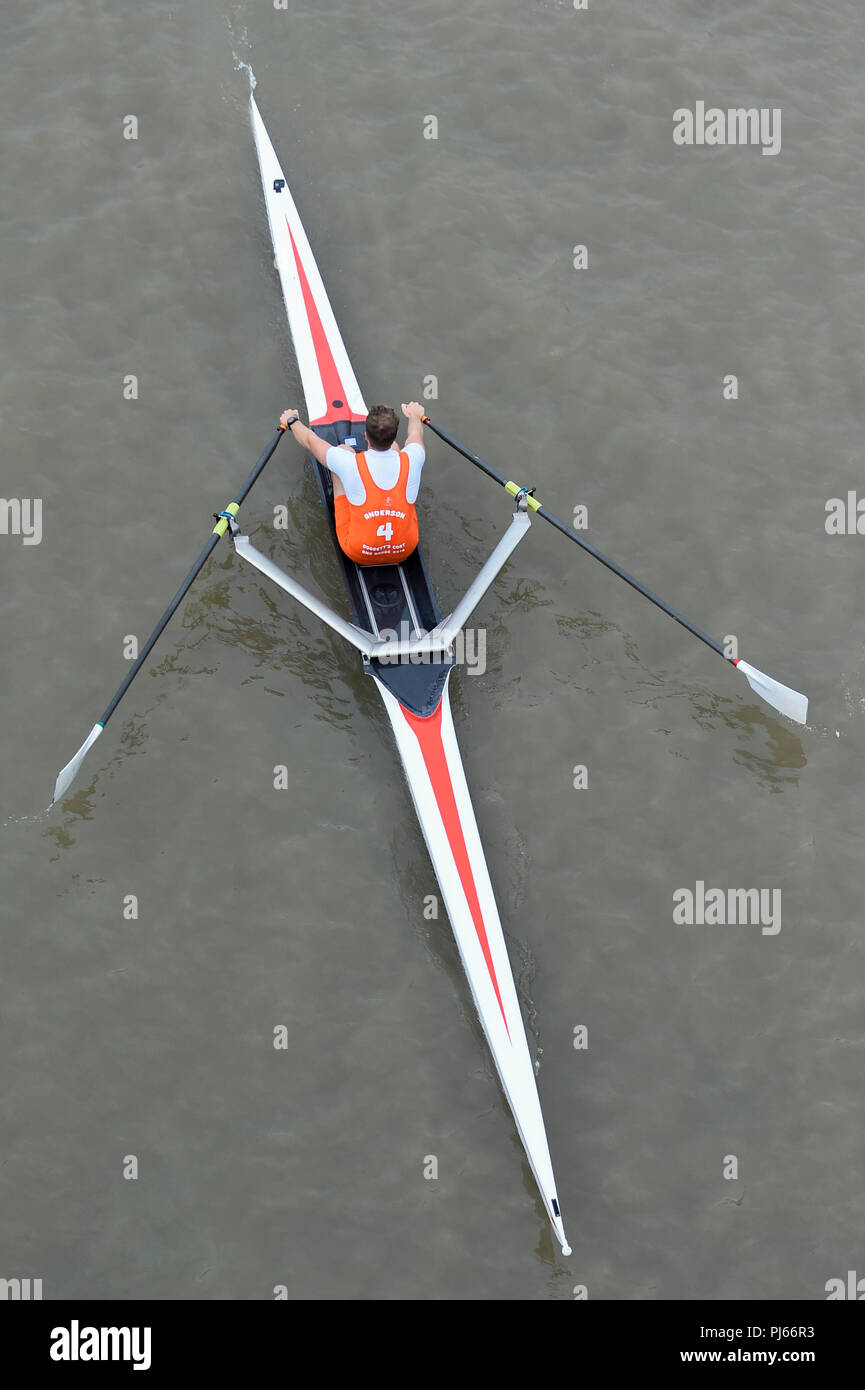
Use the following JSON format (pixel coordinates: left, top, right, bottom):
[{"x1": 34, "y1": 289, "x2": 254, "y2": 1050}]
[
  {"x1": 399, "y1": 699, "x2": 511, "y2": 1038},
  {"x1": 287, "y1": 222, "x2": 366, "y2": 427}
]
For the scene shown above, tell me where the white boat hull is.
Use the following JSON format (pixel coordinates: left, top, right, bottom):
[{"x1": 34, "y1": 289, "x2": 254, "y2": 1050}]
[
  {"x1": 250, "y1": 91, "x2": 570, "y2": 1256},
  {"x1": 378, "y1": 680, "x2": 570, "y2": 1253}
]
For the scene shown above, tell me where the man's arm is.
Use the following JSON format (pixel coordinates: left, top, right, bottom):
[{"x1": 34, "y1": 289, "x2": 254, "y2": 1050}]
[
  {"x1": 280, "y1": 409, "x2": 333, "y2": 467},
  {"x1": 401, "y1": 400, "x2": 426, "y2": 448}
]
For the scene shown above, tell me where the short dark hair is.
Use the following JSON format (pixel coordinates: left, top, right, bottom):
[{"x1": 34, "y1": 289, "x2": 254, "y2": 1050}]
[{"x1": 365, "y1": 405, "x2": 399, "y2": 449}]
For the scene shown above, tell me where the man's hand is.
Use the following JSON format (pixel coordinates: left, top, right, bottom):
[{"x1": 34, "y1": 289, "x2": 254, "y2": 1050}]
[
  {"x1": 401, "y1": 401, "x2": 426, "y2": 448},
  {"x1": 278, "y1": 409, "x2": 334, "y2": 468}
]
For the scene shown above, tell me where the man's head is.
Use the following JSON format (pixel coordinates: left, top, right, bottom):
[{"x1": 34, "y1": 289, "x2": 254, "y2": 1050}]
[{"x1": 365, "y1": 405, "x2": 399, "y2": 450}]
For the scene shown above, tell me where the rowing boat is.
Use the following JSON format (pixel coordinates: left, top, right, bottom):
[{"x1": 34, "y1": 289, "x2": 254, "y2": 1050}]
[
  {"x1": 247, "y1": 94, "x2": 571, "y2": 1256},
  {"x1": 50, "y1": 88, "x2": 810, "y2": 1266}
]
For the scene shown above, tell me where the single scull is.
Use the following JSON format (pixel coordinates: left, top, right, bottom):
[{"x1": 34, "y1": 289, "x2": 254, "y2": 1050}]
[
  {"x1": 51, "y1": 90, "x2": 810, "y2": 1263},
  {"x1": 247, "y1": 94, "x2": 572, "y2": 1256}
]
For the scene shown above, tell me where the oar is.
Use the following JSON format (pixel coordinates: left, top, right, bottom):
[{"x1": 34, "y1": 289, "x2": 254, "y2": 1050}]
[
  {"x1": 51, "y1": 423, "x2": 289, "y2": 805},
  {"x1": 422, "y1": 416, "x2": 808, "y2": 725}
]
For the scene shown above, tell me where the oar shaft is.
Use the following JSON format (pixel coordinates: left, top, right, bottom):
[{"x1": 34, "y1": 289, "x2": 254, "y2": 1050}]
[
  {"x1": 534, "y1": 503, "x2": 726, "y2": 661},
  {"x1": 423, "y1": 416, "x2": 726, "y2": 662},
  {"x1": 423, "y1": 418, "x2": 506, "y2": 487},
  {"x1": 99, "y1": 425, "x2": 286, "y2": 729},
  {"x1": 99, "y1": 533, "x2": 221, "y2": 726},
  {"x1": 232, "y1": 425, "x2": 288, "y2": 509},
  {"x1": 52, "y1": 425, "x2": 289, "y2": 804}
]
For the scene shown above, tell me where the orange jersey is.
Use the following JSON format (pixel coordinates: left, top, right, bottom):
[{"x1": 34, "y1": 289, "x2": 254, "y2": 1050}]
[{"x1": 334, "y1": 450, "x2": 419, "y2": 566}]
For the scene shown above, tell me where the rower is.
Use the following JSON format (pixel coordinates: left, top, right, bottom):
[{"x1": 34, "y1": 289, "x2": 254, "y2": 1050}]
[{"x1": 280, "y1": 403, "x2": 425, "y2": 565}]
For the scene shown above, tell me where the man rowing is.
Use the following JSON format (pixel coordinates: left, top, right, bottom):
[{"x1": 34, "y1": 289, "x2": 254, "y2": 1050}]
[{"x1": 280, "y1": 402, "x2": 426, "y2": 566}]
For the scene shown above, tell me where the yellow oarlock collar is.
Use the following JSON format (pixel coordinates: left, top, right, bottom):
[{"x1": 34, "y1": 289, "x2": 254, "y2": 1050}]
[
  {"x1": 212, "y1": 501, "x2": 241, "y2": 537},
  {"x1": 504, "y1": 481, "x2": 541, "y2": 511}
]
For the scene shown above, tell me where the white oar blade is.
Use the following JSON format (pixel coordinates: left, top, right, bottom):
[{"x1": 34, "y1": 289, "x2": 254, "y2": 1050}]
[
  {"x1": 52, "y1": 723, "x2": 103, "y2": 805},
  {"x1": 736, "y1": 660, "x2": 808, "y2": 725}
]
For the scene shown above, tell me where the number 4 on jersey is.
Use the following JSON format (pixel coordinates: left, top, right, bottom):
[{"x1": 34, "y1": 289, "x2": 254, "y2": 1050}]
[{"x1": 377, "y1": 521, "x2": 394, "y2": 541}]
